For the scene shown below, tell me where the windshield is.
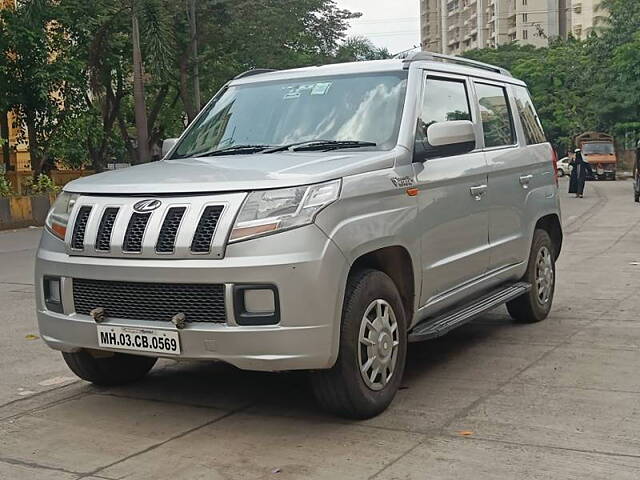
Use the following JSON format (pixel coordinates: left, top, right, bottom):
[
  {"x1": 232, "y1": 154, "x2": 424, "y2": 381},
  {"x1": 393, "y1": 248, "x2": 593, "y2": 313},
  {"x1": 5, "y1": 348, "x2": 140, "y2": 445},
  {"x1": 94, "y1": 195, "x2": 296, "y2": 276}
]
[
  {"x1": 583, "y1": 143, "x2": 614, "y2": 155},
  {"x1": 172, "y1": 71, "x2": 408, "y2": 159}
]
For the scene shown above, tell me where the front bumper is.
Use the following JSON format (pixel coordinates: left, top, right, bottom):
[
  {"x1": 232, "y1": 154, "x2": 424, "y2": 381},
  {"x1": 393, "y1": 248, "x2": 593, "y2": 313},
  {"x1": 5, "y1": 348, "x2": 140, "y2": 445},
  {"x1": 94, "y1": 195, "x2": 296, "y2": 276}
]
[{"x1": 35, "y1": 224, "x2": 348, "y2": 371}]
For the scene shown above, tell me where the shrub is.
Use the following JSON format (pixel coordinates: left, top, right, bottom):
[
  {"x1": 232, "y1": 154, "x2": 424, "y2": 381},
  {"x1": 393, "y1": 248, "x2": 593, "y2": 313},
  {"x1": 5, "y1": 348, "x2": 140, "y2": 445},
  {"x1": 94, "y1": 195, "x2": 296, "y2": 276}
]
[
  {"x1": 0, "y1": 175, "x2": 13, "y2": 197},
  {"x1": 24, "y1": 174, "x2": 60, "y2": 195}
]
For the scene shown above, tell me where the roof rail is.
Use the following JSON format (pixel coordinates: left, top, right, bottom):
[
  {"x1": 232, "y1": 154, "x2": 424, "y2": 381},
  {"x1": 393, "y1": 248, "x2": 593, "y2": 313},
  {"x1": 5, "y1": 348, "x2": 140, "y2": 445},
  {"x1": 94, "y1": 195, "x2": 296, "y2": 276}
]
[
  {"x1": 402, "y1": 51, "x2": 512, "y2": 77},
  {"x1": 233, "y1": 68, "x2": 277, "y2": 80}
]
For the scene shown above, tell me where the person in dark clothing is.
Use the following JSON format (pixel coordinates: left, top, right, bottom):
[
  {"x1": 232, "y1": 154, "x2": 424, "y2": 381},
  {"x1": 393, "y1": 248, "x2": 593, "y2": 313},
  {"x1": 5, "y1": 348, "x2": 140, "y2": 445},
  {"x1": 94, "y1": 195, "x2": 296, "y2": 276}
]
[{"x1": 569, "y1": 149, "x2": 593, "y2": 198}]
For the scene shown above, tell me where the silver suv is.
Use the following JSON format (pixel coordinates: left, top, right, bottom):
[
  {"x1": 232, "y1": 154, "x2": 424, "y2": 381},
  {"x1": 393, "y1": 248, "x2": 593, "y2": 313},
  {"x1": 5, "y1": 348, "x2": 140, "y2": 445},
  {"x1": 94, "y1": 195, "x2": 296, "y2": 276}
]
[{"x1": 35, "y1": 52, "x2": 562, "y2": 418}]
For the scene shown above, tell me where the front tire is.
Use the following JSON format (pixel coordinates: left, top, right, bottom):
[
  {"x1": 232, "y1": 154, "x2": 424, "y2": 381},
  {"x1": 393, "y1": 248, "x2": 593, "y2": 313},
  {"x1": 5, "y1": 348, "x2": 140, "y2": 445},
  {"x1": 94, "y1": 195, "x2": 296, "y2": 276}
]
[
  {"x1": 62, "y1": 350, "x2": 157, "y2": 386},
  {"x1": 310, "y1": 269, "x2": 407, "y2": 419},
  {"x1": 507, "y1": 229, "x2": 556, "y2": 323}
]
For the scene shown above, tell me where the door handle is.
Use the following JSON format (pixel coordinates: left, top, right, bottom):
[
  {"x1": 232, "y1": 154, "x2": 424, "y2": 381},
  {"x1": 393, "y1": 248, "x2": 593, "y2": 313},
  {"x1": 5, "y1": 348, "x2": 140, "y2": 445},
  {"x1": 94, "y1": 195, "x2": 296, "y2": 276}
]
[
  {"x1": 519, "y1": 174, "x2": 533, "y2": 188},
  {"x1": 469, "y1": 185, "x2": 487, "y2": 201}
]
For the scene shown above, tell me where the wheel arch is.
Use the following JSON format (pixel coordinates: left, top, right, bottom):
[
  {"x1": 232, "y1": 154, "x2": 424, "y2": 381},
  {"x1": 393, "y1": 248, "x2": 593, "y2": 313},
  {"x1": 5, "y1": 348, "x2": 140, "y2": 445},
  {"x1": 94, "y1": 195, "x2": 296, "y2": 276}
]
[
  {"x1": 349, "y1": 246, "x2": 416, "y2": 323},
  {"x1": 535, "y1": 214, "x2": 563, "y2": 258}
]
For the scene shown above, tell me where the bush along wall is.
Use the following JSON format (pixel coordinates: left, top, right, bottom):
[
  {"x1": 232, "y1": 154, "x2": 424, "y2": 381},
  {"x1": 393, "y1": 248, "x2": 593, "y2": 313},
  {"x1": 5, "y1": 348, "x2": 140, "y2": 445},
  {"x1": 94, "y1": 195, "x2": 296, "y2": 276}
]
[{"x1": 0, "y1": 174, "x2": 58, "y2": 230}]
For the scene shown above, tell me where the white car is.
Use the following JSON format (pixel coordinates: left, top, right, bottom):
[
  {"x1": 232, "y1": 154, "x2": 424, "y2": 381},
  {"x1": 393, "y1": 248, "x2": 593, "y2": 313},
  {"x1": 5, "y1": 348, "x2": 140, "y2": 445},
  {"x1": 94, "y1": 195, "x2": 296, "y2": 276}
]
[{"x1": 557, "y1": 157, "x2": 572, "y2": 177}]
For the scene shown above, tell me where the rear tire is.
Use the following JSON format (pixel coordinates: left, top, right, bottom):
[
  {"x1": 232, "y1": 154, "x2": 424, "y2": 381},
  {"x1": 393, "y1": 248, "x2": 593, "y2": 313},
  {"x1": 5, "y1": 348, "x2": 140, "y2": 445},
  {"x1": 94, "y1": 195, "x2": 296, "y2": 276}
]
[
  {"x1": 62, "y1": 350, "x2": 157, "y2": 386},
  {"x1": 310, "y1": 269, "x2": 407, "y2": 419},
  {"x1": 507, "y1": 229, "x2": 556, "y2": 323}
]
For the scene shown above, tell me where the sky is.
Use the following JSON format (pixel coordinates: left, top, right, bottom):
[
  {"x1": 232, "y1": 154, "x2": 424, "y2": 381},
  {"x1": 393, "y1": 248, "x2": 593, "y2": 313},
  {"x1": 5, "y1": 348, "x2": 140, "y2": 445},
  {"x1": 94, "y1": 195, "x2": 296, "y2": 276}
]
[{"x1": 336, "y1": 0, "x2": 421, "y2": 56}]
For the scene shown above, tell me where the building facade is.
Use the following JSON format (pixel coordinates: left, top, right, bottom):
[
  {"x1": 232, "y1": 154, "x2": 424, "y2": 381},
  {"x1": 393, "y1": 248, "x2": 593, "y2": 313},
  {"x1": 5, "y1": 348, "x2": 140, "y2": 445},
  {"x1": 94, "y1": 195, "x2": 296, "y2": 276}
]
[
  {"x1": 569, "y1": 0, "x2": 602, "y2": 39},
  {"x1": 420, "y1": 0, "x2": 603, "y2": 54}
]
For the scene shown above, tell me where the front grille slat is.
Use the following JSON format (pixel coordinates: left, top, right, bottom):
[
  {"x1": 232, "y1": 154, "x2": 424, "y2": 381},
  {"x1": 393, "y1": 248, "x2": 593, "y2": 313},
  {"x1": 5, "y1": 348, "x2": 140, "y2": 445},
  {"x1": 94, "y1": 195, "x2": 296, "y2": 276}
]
[
  {"x1": 73, "y1": 279, "x2": 226, "y2": 323},
  {"x1": 95, "y1": 208, "x2": 119, "y2": 251},
  {"x1": 191, "y1": 206, "x2": 224, "y2": 253},
  {"x1": 123, "y1": 212, "x2": 151, "y2": 252},
  {"x1": 71, "y1": 206, "x2": 92, "y2": 250},
  {"x1": 156, "y1": 207, "x2": 186, "y2": 253}
]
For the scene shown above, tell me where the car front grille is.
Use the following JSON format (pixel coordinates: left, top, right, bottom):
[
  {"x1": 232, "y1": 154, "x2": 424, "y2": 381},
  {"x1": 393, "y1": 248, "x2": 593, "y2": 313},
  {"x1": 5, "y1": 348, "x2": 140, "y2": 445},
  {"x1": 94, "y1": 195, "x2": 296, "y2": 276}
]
[
  {"x1": 191, "y1": 205, "x2": 224, "y2": 253},
  {"x1": 66, "y1": 196, "x2": 234, "y2": 258},
  {"x1": 71, "y1": 206, "x2": 92, "y2": 250},
  {"x1": 156, "y1": 207, "x2": 186, "y2": 253},
  {"x1": 73, "y1": 278, "x2": 226, "y2": 323},
  {"x1": 96, "y1": 208, "x2": 119, "y2": 251},
  {"x1": 123, "y1": 213, "x2": 151, "y2": 253}
]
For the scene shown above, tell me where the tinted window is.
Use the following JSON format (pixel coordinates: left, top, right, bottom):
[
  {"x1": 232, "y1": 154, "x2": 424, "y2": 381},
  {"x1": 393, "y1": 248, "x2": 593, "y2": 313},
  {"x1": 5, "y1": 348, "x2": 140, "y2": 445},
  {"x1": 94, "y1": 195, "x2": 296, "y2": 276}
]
[
  {"x1": 512, "y1": 86, "x2": 546, "y2": 145},
  {"x1": 475, "y1": 83, "x2": 515, "y2": 148},
  {"x1": 415, "y1": 77, "x2": 473, "y2": 155}
]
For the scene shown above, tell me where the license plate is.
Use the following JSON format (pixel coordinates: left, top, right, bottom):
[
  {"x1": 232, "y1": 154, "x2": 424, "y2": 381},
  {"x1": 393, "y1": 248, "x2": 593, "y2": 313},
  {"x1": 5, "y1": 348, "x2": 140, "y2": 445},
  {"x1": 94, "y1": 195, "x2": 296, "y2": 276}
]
[{"x1": 97, "y1": 325, "x2": 181, "y2": 355}]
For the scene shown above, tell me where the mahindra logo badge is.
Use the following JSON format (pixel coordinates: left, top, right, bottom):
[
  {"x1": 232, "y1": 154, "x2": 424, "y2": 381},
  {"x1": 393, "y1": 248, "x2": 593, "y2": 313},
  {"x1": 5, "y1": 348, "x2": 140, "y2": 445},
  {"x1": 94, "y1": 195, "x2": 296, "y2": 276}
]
[{"x1": 133, "y1": 199, "x2": 162, "y2": 213}]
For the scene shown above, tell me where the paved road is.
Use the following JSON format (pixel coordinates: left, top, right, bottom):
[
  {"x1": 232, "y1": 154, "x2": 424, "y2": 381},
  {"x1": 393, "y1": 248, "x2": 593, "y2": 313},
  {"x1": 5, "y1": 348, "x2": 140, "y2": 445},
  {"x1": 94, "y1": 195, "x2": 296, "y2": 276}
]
[{"x1": 1, "y1": 178, "x2": 640, "y2": 479}]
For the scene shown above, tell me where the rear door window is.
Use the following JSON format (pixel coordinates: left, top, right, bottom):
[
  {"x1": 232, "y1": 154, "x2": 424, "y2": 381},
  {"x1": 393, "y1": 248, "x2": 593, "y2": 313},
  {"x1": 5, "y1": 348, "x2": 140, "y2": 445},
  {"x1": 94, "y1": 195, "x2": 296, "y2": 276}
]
[
  {"x1": 475, "y1": 83, "x2": 515, "y2": 148},
  {"x1": 512, "y1": 86, "x2": 546, "y2": 145}
]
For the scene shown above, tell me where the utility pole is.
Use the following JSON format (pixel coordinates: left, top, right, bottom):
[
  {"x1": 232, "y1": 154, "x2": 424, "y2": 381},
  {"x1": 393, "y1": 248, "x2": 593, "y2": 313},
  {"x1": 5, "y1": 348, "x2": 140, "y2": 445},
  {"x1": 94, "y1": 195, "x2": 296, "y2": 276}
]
[{"x1": 187, "y1": 0, "x2": 201, "y2": 113}]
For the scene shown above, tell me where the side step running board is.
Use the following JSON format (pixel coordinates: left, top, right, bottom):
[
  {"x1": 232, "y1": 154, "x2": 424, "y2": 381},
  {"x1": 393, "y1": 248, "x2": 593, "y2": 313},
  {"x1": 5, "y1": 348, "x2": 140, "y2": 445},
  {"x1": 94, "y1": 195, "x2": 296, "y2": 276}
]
[{"x1": 408, "y1": 282, "x2": 531, "y2": 343}]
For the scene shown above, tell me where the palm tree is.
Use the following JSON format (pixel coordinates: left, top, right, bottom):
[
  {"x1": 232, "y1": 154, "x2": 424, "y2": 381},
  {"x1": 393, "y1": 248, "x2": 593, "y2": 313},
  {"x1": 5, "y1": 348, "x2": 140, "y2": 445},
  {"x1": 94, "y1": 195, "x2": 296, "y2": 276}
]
[{"x1": 129, "y1": 0, "x2": 174, "y2": 164}]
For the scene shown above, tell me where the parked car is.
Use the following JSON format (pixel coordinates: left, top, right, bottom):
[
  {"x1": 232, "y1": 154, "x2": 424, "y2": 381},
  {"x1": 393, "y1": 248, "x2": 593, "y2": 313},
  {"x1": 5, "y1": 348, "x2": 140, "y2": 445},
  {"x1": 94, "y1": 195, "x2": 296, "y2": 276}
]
[
  {"x1": 557, "y1": 157, "x2": 572, "y2": 177},
  {"x1": 36, "y1": 52, "x2": 562, "y2": 419}
]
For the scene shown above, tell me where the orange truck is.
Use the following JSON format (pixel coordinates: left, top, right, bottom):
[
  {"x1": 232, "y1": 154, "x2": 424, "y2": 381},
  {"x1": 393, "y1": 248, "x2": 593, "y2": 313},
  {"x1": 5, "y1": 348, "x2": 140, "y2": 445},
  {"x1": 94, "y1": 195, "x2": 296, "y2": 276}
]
[{"x1": 574, "y1": 132, "x2": 617, "y2": 180}]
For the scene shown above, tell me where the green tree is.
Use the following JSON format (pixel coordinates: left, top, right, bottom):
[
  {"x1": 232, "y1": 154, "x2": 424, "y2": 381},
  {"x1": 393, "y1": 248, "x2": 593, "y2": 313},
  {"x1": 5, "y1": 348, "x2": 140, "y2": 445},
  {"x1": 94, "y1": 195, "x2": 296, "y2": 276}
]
[
  {"x1": 334, "y1": 36, "x2": 391, "y2": 62},
  {"x1": 0, "y1": 0, "x2": 84, "y2": 175},
  {"x1": 61, "y1": 0, "x2": 131, "y2": 171}
]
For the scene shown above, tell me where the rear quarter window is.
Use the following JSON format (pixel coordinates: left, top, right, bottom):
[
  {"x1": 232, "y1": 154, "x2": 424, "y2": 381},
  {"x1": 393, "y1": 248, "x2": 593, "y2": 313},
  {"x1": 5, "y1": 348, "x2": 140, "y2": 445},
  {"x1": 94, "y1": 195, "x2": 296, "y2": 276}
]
[{"x1": 513, "y1": 86, "x2": 547, "y2": 145}]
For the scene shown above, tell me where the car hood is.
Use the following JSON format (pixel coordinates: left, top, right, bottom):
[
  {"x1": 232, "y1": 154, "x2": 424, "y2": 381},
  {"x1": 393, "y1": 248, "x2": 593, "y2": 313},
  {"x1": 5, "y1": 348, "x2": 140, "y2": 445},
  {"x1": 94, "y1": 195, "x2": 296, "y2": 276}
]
[{"x1": 65, "y1": 150, "x2": 398, "y2": 195}]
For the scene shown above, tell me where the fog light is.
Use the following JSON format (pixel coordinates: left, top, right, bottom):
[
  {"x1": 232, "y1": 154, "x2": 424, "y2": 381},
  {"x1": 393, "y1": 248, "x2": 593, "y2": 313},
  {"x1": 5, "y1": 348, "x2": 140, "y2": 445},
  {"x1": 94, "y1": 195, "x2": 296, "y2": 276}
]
[
  {"x1": 43, "y1": 276, "x2": 63, "y2": 313},
  {"x1": 233, "y1": 285, "x2": 280, "y2": 326},
  {"x1": 244, "y1": 289, "x2": 275, "y2": 314}
]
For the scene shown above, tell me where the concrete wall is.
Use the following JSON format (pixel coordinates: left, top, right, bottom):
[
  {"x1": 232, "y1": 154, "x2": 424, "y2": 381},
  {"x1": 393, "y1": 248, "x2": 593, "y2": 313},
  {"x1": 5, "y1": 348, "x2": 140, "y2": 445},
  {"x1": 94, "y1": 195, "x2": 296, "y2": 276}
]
[{"x1": 0, "y1": 194, "x2": 57, "y2": 230}]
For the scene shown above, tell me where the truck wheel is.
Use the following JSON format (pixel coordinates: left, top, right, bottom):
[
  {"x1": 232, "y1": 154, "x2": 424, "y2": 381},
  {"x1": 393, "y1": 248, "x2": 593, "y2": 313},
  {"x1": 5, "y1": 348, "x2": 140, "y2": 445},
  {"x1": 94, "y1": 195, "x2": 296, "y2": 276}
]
[
  {"x1": 310, "y1": 269, "x2": 407, "y2": 419},
  {"x1": 62, "y1": 350, "x2": 157, "y2": 386},
  {"x1": 507, "y1": 229, "x2": 555, "y2": 323}
]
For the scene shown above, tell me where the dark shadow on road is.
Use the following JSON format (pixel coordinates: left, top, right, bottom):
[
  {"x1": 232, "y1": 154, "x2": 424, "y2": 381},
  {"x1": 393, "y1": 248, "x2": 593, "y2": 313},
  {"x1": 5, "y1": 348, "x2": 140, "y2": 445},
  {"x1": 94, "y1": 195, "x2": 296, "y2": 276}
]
[{"x1": 96, "y1": 312, "x2": 517, "y2": 418}]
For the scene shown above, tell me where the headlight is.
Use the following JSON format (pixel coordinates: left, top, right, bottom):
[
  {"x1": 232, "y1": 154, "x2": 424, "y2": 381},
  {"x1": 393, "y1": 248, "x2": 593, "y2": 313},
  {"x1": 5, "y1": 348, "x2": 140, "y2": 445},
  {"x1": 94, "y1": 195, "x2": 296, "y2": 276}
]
[
  {"x1": 230, "y1": 179, "x2": 341, "y2": 243},
  {"x1": 45, "y1": 192, "x2": 79, "y2": 240}
]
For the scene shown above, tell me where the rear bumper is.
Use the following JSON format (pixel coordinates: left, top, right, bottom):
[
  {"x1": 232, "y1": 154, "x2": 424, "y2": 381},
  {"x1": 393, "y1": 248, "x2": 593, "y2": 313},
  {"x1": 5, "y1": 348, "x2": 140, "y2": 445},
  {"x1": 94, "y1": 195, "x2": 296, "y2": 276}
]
[{"x1": 35, "y1": 224, "x2": 348, "y2": 371}]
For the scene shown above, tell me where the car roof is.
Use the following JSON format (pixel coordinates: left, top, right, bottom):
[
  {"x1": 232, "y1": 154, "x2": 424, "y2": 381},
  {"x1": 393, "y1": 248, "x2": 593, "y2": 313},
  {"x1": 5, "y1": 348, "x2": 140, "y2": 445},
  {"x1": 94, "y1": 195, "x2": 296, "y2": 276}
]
[{"x1": 230, "y1": 57, "x2": 526, "y2": 88}]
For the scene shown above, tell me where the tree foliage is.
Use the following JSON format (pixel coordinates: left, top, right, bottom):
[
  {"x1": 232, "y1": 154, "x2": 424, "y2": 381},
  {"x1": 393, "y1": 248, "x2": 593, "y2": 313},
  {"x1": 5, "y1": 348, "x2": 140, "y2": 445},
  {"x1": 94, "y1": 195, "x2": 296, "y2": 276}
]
[
  {"x1": 1, "y1": 0, "x2": 370, "y2": 171},
  {"x1": 0, "y1": 0, "x2": 85, "y2": 173}
]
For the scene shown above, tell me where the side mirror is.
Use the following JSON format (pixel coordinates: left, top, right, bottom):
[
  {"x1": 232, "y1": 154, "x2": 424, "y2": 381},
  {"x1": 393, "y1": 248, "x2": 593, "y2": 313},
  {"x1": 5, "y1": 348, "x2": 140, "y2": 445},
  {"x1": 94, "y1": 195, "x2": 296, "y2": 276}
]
[
  {"x1": 162, "y1": 138, "x2": 178, "y2": 158},
  {"x1": 415, "y1": 120, "x2": 476, "y2": 161},
  {"x1": 427, "y1": 120, "x2": 475, "y2": 147}
]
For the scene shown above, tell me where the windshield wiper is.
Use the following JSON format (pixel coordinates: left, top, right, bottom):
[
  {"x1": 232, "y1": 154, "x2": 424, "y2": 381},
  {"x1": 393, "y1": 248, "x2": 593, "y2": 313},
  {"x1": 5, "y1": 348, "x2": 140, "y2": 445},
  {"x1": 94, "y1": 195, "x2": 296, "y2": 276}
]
[
  {"x1": 194, "y1": 144, "x2": 272, "y2": 157},
  {"x1": 263, "y1": 140, "x2": 377, "y2": 153}
]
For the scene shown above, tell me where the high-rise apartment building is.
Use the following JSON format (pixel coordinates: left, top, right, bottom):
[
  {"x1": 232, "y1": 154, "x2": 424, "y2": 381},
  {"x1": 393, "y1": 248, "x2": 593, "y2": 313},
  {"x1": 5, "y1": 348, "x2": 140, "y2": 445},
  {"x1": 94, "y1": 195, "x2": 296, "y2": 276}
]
[
  {"x1": 420, "y1": 0, "x2": 603, "y2": 54},
  {"x1": 569, "y1": 0, "x2": 603, "y2": 39}
]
